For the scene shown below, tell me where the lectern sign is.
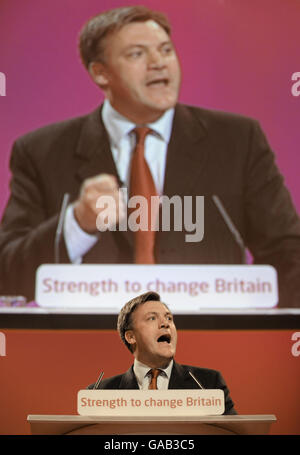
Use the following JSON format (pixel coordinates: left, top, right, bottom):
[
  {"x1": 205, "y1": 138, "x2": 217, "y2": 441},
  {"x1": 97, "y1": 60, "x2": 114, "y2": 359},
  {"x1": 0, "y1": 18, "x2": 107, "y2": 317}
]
[{"x1": 77, "y1": 389, "x2": 225, "y2": 417}]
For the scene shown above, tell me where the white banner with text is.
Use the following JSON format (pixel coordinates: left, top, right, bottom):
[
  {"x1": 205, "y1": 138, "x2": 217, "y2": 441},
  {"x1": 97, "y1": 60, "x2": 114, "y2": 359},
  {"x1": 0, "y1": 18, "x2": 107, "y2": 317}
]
[
  {"x1": 35, "y1": 264, "x2": 278, "y2": 311},
  {"x1": 77, "y1": 389, "x2": 225, "y2": 417}
]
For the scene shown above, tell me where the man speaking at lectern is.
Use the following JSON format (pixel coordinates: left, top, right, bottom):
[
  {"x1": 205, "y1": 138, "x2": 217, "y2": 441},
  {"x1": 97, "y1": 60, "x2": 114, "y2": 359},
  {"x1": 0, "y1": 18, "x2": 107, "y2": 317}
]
[{"x1": 88, "y1": 291, "x2": 237, "y2": 415}]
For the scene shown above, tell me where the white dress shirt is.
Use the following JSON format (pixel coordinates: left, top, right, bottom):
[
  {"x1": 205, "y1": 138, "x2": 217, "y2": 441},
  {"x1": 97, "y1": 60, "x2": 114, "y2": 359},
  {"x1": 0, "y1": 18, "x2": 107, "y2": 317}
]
[
  {"x1": 133, "y1": 358, "x2": 174, "y2": 390},
  {"x1": 63, "y1": 99, "x2": 175, "y2": 264}
]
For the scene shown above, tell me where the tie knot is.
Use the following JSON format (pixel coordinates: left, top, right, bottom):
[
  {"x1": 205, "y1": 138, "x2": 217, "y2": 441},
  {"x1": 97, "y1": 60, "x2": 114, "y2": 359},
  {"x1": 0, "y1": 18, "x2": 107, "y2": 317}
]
[
  {"x1": 133, "y1": 126, "x2": 152, "y2": 146},
  {"x1": 150, "y1": 368, "x2": 160, "y2": 379}
]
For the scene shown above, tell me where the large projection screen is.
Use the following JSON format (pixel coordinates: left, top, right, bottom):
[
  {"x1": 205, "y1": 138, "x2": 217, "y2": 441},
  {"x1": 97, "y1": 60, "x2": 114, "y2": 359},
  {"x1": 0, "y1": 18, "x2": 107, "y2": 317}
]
[{"x1": 1, "y1": 0, "x2": 300, "y2": 317}]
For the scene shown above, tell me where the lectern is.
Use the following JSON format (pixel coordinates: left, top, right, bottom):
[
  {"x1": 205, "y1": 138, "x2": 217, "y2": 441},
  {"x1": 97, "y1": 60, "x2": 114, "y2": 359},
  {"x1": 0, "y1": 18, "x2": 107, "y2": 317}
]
[{"x1": 27, "y1": 414, "x2": 277, "y2": 435}]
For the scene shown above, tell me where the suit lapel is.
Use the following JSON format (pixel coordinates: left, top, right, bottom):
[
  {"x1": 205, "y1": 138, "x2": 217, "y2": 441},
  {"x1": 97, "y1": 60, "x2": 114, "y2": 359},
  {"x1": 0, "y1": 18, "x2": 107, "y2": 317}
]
[
  {"x1": 74, "y1": 106, "x2": 120, "y2": 184},
  {"x1": 119, "y1": 366, "x2": 139, "y2": 389},
  {"x1": 168, "y1": 361, "x2": 193, "y2": 389},
  {"x1": 163, "y1": 104, "x2": 209, "y2": 197},
  {"x1": 74, "y1": 106, "x2": 134, "y2": 249}
]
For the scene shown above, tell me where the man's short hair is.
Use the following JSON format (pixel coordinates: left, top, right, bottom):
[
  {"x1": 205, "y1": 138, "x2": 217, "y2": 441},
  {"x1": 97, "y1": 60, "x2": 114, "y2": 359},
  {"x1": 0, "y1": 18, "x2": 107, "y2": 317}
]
[
  {"x1": 79, "y1": 5, "x2": 171, "y2": 68},
  {"x1": 117, "y1": 291, "x2": 166, "y2": 352}
]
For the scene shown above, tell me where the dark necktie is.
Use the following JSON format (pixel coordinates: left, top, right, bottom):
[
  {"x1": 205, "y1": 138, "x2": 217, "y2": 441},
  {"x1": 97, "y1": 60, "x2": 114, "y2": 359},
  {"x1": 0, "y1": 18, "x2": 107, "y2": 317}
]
[
  {"x1": 129, "y1": 127, "x2": 158, "y2": 264},
  {"x1": 148, "y1": 369, "x2": 160, "y2": 390}
]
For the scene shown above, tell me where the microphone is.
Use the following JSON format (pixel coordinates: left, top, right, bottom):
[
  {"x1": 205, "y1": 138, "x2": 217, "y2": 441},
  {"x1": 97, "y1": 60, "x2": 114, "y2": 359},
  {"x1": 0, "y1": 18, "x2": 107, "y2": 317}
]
[
  {"x1": 54, "y1": 193, "x2": 70, "y2": 264},
  {"x1": 188, "y1": 370, "x2": 204, "y2": 389},
  {"x1": 93, "y1": 371, "x2": 104, "y2": 390},
  {"x1": 212, "y1": 195, "x2": 247, "y2": 264}
]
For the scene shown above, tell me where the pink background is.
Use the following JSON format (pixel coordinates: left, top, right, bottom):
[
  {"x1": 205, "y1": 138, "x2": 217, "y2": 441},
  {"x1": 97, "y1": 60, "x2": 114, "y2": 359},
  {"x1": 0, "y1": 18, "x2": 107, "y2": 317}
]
[{"x1": 0, "y1": 0, "x2": 300, "y2": 215}]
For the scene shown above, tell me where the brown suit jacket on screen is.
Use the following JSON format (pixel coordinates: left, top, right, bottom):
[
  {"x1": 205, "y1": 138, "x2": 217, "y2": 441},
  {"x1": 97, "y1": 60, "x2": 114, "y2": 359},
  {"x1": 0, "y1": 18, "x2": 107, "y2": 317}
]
[{"x1": 1, "y1": 103, "x2": 300, "y2": 305}]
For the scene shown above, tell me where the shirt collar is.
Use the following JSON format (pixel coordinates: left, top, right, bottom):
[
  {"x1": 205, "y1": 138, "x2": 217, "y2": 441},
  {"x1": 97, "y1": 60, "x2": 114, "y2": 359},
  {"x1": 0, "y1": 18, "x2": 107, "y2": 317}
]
[
  {"x1": 102, "y1": 98, "x2": 175, "y2": 147},
  {"x1": 133, "y1": 358, "x2": 174, "y2": 388}
]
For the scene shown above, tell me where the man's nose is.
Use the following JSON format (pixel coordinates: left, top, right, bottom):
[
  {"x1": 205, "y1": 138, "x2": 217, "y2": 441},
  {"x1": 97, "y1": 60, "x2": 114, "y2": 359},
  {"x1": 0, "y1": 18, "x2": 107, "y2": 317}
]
[
  {"x1": 160, "y1": 318, "x2": 170, "y2": 328},
  {"x1": 147, "y1": 50, "x2": 166, "y2": 69}
]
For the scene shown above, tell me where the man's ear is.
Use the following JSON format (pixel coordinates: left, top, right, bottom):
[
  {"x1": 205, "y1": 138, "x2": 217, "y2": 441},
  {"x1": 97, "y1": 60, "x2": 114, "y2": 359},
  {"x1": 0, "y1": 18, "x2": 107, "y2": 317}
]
[
  {"x1": 88, "y1": 62, "x2": 109, "y2": 88},
  {"x1": 125, "y1": 330, "x2": 136, "y2": 348}
]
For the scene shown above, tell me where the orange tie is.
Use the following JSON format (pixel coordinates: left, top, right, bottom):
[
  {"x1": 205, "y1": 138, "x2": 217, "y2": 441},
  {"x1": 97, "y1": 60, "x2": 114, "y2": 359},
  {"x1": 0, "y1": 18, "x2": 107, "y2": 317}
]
[
  {"x1": 130, "y1": 127, "x2": 158, "y2": 264},
  {"x1": 148, "y1": 369, "x2": 160, "y2": 390}
]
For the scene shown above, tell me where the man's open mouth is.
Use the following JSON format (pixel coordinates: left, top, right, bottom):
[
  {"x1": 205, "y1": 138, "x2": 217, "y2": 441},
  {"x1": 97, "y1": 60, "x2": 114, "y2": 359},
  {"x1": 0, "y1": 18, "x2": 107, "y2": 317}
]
[
  {"x1": 146, "y1": 78, "x2": 169, "y2": 87},
  {"x1": 157, "y1": 334, "x2": 171, "y2": 343}
]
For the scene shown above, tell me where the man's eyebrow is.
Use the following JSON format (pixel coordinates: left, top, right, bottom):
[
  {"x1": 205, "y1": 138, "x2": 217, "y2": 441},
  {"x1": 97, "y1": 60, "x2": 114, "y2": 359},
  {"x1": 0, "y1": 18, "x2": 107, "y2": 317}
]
[
  {"x1": 122, "y1": 44, "x2": 146, "y2": 52},
  {"x1": 144, "y1": 311, "x2": 158, "y2": 316},
  {"x1": 123, "y1": 40, "x2": 173, "y2": 51},
  {"x1": 144, "y1": 311, "x2": 173, "y2": 317}
]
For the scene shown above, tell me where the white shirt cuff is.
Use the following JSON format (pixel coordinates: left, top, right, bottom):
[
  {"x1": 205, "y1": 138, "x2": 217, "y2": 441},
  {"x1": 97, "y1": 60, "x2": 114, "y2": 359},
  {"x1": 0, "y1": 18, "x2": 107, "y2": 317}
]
[{"x1": 63, "y1": 204, "x2": 99, "y2": 264}]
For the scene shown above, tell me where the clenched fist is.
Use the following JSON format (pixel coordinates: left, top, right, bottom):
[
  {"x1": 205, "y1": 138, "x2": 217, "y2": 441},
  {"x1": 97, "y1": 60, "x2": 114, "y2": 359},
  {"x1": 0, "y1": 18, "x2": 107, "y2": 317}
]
[{"x1": 73, "y1": 174, "x2": 126, "y2": 233}]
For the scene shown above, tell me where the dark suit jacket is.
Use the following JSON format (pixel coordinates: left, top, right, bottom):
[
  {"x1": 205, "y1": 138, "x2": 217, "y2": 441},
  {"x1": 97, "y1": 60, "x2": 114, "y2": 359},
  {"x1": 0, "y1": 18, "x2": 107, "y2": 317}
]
[
  {"x1": 87, "y1": 361, "x2": 237, "y2": 415},
  {"x1": 1, "y1": 103, "x2": 300, "y2": 305}
]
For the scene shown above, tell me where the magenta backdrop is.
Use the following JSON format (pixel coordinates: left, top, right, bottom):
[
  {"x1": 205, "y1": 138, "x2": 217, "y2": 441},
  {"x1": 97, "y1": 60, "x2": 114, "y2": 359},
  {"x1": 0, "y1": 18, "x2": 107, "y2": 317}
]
[{"x1": 0, "y1": 0, "x2": 299, "y2": 215}]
